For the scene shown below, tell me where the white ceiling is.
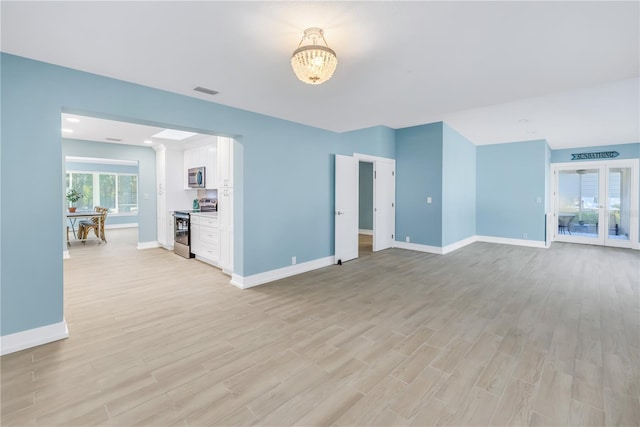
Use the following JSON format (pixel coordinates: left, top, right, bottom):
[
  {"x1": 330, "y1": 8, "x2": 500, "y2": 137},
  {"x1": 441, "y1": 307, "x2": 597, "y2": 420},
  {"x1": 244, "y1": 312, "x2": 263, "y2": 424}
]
[
  {"x1": 61, "y1": 113, "x2": 213, "y2": 150},
  {"x1": 2, "y1": 1, "x2": 639, "y2": 149}
]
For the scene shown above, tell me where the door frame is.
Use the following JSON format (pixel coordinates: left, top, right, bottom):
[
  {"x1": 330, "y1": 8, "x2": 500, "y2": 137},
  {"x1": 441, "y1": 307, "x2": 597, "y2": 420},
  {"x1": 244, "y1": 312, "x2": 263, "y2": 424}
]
[
  {"x1": 549, "y1": 159, "x2": 639, "y2": 249},
  {"x1": 354, "y1": 153, "x2": 396, "y2": 252}
]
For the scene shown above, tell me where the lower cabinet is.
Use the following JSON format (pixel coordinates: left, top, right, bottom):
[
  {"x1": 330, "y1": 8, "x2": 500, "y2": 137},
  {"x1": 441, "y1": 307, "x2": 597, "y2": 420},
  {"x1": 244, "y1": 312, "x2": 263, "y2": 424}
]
[{"x1": 190, "y1": 214, "x2": 220, "y2": 266}]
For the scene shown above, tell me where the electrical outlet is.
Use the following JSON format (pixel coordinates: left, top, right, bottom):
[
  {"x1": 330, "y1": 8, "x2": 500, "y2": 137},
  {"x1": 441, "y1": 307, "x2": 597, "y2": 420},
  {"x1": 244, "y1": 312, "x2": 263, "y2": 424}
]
[
  {"x1": 292, "y1": 256, "x2": 296, "y2": 265},
  {"x1": 406, "y1": 236, "x2": 410, "y2": 243},
  {"x1": 427, "y1": 196, "x2": 432, "y2": 204},
  {"x1": 523, "y1": 233, "x2": 528, "y2": 239}
]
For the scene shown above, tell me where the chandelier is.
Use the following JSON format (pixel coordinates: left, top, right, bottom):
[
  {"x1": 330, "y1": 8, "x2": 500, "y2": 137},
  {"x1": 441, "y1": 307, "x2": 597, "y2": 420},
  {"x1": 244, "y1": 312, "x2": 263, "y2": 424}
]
[{"x1": 291, "y1": 27, "x2": 338, "y2": 85}]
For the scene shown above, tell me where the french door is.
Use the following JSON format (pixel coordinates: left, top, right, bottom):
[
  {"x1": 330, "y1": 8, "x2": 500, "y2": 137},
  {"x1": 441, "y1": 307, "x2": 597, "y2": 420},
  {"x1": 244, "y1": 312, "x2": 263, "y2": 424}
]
[{"x1": 552, "y1": 160, "x2": 639, "y2": 249}]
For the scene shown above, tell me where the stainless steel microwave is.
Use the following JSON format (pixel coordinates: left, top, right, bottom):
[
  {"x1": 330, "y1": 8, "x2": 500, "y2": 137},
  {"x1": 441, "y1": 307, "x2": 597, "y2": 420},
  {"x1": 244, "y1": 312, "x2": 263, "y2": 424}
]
[{"x1": 188, "y1": 167, "x2": 205, "y2": 188}]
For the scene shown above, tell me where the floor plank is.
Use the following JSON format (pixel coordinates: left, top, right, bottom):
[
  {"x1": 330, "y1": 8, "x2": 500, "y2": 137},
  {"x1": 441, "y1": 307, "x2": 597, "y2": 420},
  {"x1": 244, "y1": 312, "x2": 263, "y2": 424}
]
[{"x1": 1, "y1": 229, "x2": 638, "y2": 426}]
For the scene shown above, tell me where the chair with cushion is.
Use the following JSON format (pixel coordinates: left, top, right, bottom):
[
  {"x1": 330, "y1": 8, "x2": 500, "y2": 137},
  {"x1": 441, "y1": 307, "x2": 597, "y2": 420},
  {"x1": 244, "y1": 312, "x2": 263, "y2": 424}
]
[{"x1": 78, "y1": 206, "x2": 109, "y2": 243}]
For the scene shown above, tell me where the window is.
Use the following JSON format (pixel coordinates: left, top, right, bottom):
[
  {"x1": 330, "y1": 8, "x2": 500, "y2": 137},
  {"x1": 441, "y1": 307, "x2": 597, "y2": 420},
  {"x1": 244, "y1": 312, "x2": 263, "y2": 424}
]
[{"x1": 66, "y1": 172, "x2": 138, "y2": 214}]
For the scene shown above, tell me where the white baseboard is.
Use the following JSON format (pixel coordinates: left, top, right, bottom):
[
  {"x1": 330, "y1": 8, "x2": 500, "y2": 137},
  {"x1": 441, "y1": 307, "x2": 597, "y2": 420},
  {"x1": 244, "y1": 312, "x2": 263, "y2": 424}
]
[
  {"x1": 358, "y1": 229, "x2": 373, "y2": 236},
  {"x1": 63, "y1": 250, "x2": 70, "y2": 259},
  {"x1": 231, "y1": 256, "x2": 334, "y2": 290},
  {"x1": 442, "y1": 236, "x2": 478, "y2": 254},
  {"x1": 0, "y1": 320, "x2": 69, "y2": 356},
  {"x1": 137, "y1": 241, "x2": 160, "y2": 250},
  {"x1": 394, "y1": 235, "x2": 547, "y2": 255},
  {"x1": 105, "y1": 223, "x2": 138, "y2": 229},
  {"x1": 393, "y1": 241, "x2": 443, "y2": 255},
  {"x1": 476, "y1": 235, "x2": 548, "y2": 249}
]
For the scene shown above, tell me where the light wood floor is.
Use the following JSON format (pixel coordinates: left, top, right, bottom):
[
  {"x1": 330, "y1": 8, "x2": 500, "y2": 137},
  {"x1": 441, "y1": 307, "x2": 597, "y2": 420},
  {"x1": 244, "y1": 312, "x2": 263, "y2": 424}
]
[{"x1": 2, "y1": 229, "x2": 639, "y2": 426}]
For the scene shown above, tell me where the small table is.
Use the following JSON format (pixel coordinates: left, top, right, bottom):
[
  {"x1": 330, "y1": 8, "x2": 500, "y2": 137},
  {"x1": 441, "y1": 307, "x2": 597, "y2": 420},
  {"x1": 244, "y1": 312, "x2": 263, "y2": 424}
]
[{"x1": 67, "y1": 211, "x2": 103, "y2": 243}]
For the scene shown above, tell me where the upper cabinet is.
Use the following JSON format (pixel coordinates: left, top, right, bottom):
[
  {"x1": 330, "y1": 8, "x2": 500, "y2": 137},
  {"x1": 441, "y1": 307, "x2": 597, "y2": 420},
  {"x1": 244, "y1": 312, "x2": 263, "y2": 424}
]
[
  {"x1": 184, "y1": 142, "x2": 218, "y2": 189},
  {"x1": 183, "y1": 136, "x2": 233, "y2": 190},
  {"x1": 218, "y1": 137, "x2": 233, "y2": 188}
]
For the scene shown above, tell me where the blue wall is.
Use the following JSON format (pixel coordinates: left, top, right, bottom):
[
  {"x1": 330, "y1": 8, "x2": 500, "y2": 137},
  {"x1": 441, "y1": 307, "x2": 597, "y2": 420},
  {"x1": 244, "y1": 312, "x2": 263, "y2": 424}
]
[
  {"x1": 3, "y1": 52, "x2": 636, "y2": 341},
  {"x1": 63, "y1": 139, "x2": 156, "y2": 230},
  {"x1": 0, "y1": 53, "x2": 394, "y2": 336},
  {"x1": 442, "y1": 123, "x2": 477, "y2": 246},
  {"x1": 477, "y1": 140, "x2": 548, "y2": 241},
  {"x1": 359, "y1": 162, "x2": 374, "y2": 230},
  {"x1": 396, "y1": 122, "x2": 444, "y2": 247}
]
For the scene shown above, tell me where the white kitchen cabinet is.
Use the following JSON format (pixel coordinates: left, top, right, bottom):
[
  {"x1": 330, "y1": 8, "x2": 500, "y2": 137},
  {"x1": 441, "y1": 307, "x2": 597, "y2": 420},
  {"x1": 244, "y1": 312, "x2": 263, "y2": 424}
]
[
  {"x1": 219, "y1": 187, "x2": 233, "y2": 275},
  {"x1": 183, "y1": 143, "x2": 218, "y2": 189},
  {"x1": 203, "y1": 144, "x2": 218, "y2": 189},
  {"x1": 190, "y1": 213, "x2": 220, "y2": 265},
  {"x1": 218, "y1": 137, "x2": 233, "y2": 188}
]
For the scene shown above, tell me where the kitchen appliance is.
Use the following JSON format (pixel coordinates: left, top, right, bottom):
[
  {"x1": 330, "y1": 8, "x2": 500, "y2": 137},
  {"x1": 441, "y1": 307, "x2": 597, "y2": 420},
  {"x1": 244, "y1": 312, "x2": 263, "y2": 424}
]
[
  {"x1": 173, "y1": 211, "x2": 194, "y2": 258},
  {"x1": 188, "y1": 167, "x2": 206, "y2": 188},
  {"x1": 198, "y1": 198, "x2": 218, "y2": 212}
]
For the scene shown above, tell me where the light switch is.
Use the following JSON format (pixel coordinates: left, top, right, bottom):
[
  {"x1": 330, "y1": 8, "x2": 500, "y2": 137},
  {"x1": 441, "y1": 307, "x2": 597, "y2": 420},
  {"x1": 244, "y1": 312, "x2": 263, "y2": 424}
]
[
  {"x1": 427, "y1": 197, "x2": 432, "y2": 204},
  {"x1": 536, "y1": 196, "x2": 542, "y2": 204}
]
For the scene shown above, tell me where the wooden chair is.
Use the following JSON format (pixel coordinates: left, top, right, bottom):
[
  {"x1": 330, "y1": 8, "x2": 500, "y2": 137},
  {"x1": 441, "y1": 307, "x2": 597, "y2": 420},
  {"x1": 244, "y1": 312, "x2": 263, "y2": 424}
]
[{"x1": 78, "y1": 207, "x2": 109, "y2": 243}]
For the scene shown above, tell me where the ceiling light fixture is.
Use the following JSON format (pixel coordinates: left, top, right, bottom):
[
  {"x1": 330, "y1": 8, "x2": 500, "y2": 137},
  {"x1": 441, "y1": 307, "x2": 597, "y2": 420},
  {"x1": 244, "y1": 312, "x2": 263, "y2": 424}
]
[{"x1": 291, "y1": 27, "x2": 337, "y2": 85}]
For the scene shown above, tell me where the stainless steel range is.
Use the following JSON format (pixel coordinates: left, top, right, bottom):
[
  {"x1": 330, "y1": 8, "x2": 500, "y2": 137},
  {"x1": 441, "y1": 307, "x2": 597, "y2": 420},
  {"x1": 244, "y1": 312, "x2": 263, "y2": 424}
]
[
  {"x1": 173, "y1": 198, "x2": 217, "y2": 259},
  {"x1": 173, "y1": 211, "x2": 193, "y2": 258}
]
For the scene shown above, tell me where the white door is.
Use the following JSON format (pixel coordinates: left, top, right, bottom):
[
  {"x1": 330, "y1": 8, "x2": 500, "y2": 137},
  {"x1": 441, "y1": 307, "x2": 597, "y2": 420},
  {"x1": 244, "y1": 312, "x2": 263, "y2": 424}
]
[
  {"x1": 552, "y1": 160, "x2": 639, "y2": 249},
  {"x1": 335, "y1": 154, "x2": 359, "y2": 264},
  {"x1": 373, "y1": 160, "x2": 396, "y2": 251}
]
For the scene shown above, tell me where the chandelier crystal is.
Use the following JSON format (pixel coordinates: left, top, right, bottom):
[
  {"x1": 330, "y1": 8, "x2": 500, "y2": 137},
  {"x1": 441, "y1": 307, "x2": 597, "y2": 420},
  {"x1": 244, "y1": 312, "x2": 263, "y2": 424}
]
[{"x1": 291, "y1": 27, "x2": 338, "y2": 85}]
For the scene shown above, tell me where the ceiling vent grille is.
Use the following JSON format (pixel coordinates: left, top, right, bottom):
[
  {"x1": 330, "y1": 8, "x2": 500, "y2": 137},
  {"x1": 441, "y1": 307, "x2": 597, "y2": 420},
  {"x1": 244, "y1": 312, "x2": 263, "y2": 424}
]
[
  {"x1": 194, "y1": 86, "x2": 219, "y2": 96},
  {"x1": 105, "y1": 137, "x2": 122, "y2": 142}
]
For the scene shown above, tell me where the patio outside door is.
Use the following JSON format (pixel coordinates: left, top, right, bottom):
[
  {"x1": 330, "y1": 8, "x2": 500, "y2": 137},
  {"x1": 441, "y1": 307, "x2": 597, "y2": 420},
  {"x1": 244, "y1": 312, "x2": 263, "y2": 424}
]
[{"x1": 552, "y1": 160, "x2": 639, "y2": 249}]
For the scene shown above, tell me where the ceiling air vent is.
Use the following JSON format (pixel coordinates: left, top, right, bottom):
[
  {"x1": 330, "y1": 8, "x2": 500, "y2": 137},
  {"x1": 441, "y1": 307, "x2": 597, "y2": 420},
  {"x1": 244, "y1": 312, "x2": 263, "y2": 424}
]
[
  {"x1": 194, "y1": 86, "x2": 219, "y2": 96},
  {"x1": 105, "y1": 137, "x2": 122, "y2": 142}
]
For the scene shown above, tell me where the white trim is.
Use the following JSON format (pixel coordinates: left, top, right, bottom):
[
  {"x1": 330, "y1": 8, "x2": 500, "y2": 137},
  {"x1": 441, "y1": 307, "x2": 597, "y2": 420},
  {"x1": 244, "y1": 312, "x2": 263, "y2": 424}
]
[
  {"x1": 358, "y1": 229, "x2": 373, "y2": 236},
  {"x1": 63, "y1": 250, "x2": 70, "y2": 259},
  {"x1": 65, "y1": 156, "x2": 138, "y2": 166},
  {"x1": 159, "y1": 243, "x2": 174, "y2": 250},
  {"x1": 1, "y1": 321, "x2": 69, "y2": 356},
  {"x1": 105, "y1": 223, "x2": 138, "y2": 229},
  {"x1": 353, "y1": 152, "x2": 394, "y2": 163},
  {"x1": 394, "y1": 235, "x2": 547, "y2": 254},
  {"x1": 231, "y1": 256, "x2": 334, "y2": 290},
  {"x1": 137, "y1": 241, "x2": 160, "y2": 250},
  {"x1": 476, "y1": 235, "x2": 548, "y2": 249},
  {"x1": 442, "y1": 236, "x2": 478, "y2": 254},
  {"x1": 393, "y1": 241, "x2": 443, "y2": 255}
]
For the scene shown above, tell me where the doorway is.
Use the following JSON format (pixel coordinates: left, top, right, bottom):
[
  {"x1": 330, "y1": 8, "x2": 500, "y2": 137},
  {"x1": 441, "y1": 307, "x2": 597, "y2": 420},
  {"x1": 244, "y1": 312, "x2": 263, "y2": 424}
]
[
  {"x1": 551, "y1": 159, "x2": 639, "y2": 248},
  {"x1": 334, "y1": 153, "x2": 396, "y2": 264},
  {"x1": 358, "y1": 161, "x2": 374, "y2": 256}
]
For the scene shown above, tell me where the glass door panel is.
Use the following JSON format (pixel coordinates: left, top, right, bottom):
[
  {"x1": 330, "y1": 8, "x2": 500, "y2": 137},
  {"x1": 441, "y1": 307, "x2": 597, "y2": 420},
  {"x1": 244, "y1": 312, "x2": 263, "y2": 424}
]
[
  {"x1": 606, "y1": 167, "x2": 631, "y2": 243},
  {"x1": 554, "y1": 160, "x2": 638, "y2": 249},
  {"x1": 557, "y1": 168, "x2": 602, "y2": 242}
]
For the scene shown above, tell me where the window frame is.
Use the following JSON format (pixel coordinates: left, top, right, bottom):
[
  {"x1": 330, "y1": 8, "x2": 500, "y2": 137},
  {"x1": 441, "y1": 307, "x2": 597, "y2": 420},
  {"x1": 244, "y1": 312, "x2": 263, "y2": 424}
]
[{"x1": 66, "y1": 171, "x2": 139, "y2": 216}]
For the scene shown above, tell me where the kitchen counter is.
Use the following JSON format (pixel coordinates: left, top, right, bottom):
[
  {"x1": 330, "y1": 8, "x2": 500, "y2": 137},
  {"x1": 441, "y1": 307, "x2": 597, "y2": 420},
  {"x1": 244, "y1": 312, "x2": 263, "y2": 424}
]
[{"x1": 190, "y1": 211, "x2": 218, "y2": 219}]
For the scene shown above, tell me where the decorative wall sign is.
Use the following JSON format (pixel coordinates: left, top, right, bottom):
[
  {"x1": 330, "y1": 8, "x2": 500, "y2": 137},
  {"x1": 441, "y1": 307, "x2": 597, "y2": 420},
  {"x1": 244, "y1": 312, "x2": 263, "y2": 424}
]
[{"x1": 571, "y1": 151, "x2": 619, "y2": 160}]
